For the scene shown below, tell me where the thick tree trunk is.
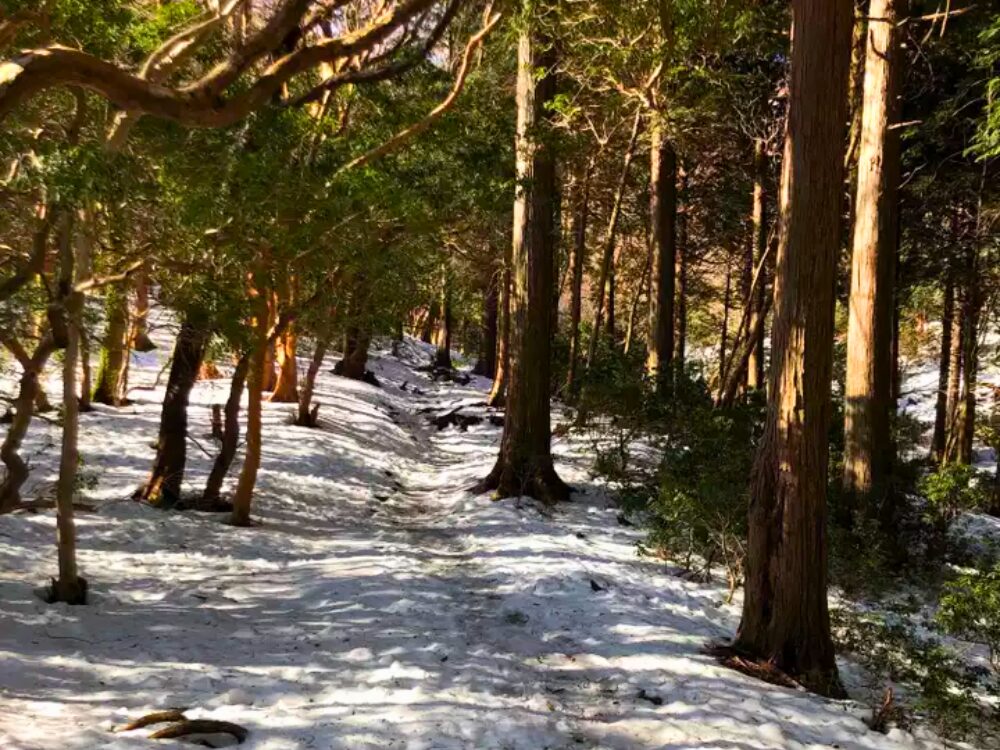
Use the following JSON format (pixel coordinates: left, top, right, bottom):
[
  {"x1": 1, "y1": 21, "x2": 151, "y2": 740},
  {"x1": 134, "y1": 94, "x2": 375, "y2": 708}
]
[
  {"x1": 587, "y1": 110, "x2": 643, "y2": 368},
  {"x1": 477, "y1": 9, "x2": 568, "y2": 503},
  {"x1": 747, "y1": 141, "x2": 768, "y2": 390},
  {"x1": 564, "y1": 159, "x2": 593, "y2": 400},
  {"x1": 270, "y1": 327, "x2": 299, "y2": 402},
  {"x1": 203, "y1": 353, "x2": 250, "y2": 503},
  {"x1": 842, "y1": 0, "x2": 901, "y2": 512},
  {"x1": 92, "y1": 289, "x2": 130, "y2": 406},
  {"x1": 138, "y1": 317, "x2": 209, "y2": 506},
  {"x1": 488, "y1": 257, "x2": 511, "y2": 407},
  {"x1": 335, "y1": 326, "x2": 372, "y2": 380},
  {"x1": 646, "y1": 119, "x2": 678, "y2": 388},
  {"x1": 733, "y1": 0, "x2": 851, "y2": 698},
  {"x1": 296, "y1": 337, "x2": 329, "y2": 427},
  {"x1": 473, "y1": 273, "x2": 498, "y2": 378},
  {"x1": 230, "y1": 312, "x2": 265, "y2": 527},
  {"x1": 930, "y1": 276, "x2": 954, "y2": 463}
]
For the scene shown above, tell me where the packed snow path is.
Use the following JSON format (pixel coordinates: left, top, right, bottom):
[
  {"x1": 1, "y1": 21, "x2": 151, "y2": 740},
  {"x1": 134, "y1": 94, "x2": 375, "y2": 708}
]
[{"x1": 0, "y1": 340, "x2": 953, "y2": 749}]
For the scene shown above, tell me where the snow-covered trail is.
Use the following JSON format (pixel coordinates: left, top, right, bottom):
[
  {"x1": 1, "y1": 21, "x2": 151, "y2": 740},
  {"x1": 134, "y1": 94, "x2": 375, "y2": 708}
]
[{"x1": 0, "y1": 339, "x2": 956, "y2": 749}]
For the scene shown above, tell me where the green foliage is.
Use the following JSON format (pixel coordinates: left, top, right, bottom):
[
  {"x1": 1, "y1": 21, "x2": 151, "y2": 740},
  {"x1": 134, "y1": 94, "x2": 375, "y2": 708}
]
[
  {"x1": 938, "y1": 564, "x2": 1000, "y2": 673},
  {"x1": 919, "y1": 464, "x2": 987, "y2": 525}
]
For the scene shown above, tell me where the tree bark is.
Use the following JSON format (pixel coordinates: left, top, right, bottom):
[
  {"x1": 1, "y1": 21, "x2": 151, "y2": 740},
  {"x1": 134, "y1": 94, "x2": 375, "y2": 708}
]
[
  {"x1": 930, "y1": 276, "x2": 954, "y2": 463},
  {"x1": 958, "y1": 251, "x2": 980, "y2": 465},
  {"x1": 296, "y1": 336, "x2": 329, "y2": 427},
  {"x1": 270, "y1": 275, "x2": 300, "y2": 402},
  {"x1": 944, "y1": 290, "x2": 965, "y2": 463},
  {"x1": 675, "y1": 169, "x2": 688, "y2": 371},
  {"x1": 586, "y1": 109, "x2": 643, "y2": 368},
  {"x1": 230, "y1": 307, "x2": 265, "y2": 527},
  {"x1": 335, "y1": 326, "x2": 372, "y2": 380},
  {"x1": 646, "y1": 119, "x2": 678, "y2": 389},
  {"x1": 488, "y1": 253, "x2": 511, "y2": 407},
  {"x1": 842, "y1": 0, "x2": 902, "y2": 511},
  {"x1": 131, "y1": 269, "x2": 156, "y2": 351},
  {"x1": 564, "y1": 158, "x2": 593, "y2": 400},
  {"x1": 473, "y1": 272, "x2": 499, "y2": 378},
  {"x1": 733, "y1": 0, "x2": 851, "y2": 698},
  {"x1": 747, "y1": 140, "x2": 768, "y2": 390},
  {"x1": 138, "y1": 316, "x2": 210, "y2": 506},
  {"x1": 476, "y1": 6, "x2": 568, "y2": 502},
  {"x1": 203, "y1": 353, "x2": 250, "y2": 503},
  {"x1": 719, "y1": 263, "x2": 732, "y2": 388},
  {"x1": 92, "y1": 288, "x2": 131, "y2": 405},
  {"x1": 434, "y1": 262, "x2": 453, "y2": 369}
]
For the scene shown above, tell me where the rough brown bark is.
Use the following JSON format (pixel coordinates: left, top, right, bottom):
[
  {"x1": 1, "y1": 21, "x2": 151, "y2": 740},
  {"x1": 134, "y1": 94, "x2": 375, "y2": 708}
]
[
  {"x1": 203, "y1": 353, "x2": 250, "y2": 503},
  {"x1": 270, "y1": 327, "x2": 299, "y2": 402},
  {"x1": 296, "y1": 336, "x2": 329, "y2": 427},
  {"x1": 944, "y1": 294, "x2": 966, "y2": 463},
  {"x1": 958, "y1": 252, "x2": 979, "y2": 465},
  {"x1": 131, "y1": 269, "x2": 156, "y2": 351},
  {"x1": 733, "y1": 0, "x2": 852, "y2": 698},
  {"x1": 646, "y1": 119, "x2": 678, "y2": 388},
  {"x1": 747, "y1": 141, "x2": 768, "y2": 390},
  {"x1": 488, "y1": 253, "x2": 511, "y2": 407},
  {"x1": 719, "y1": 263, "x2": 732, "y2": 387},
  {"x1": 930, "y1": 276, "x2": 954, "y2": 463},
  {"x1": 92, "y1": 289, "x2": 131, "y2": 406},
  {"x1": 434, "y1": 263, "x2": 453, "y2": 369},
  {"x1": 675, "y1": 169, "x2": 688, "y2": 371},
  {"x1": 335, "y1": 326, "x2": 372, "y2": 380},
  {"x1": 138, "y1": 317, "x2": 209, "y2": 506},
  {"x1": 842, "y1": 0, "x2": 901, "y2": 510},
  {"x1": 477, "y1": 8, "x2": 568, "y2": 503},
  {"x1": 230, "y1": 305, "x2": 266, "y2": 527},
  {"x1": 564, "y1": 159, "x2": 593, "y2": 400},
  {"x1": 473, "y1": 273, "x2": 498, "y2": 378}
]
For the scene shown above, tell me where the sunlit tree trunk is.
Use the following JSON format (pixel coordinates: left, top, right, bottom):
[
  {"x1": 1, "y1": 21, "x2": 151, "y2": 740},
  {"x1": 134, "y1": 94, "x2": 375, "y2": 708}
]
[
  {"x1": 92, "y1": 289, "x2": 130, "y2": 406},
  {"x1": 296, "y1": 336, "x2": 329, "y2": 427},
  {"x1": 434, "y1": 262, "x2": 453, "y2": 369},
  {"x1": 646, "y1": 119, "x2": 677, "y2": 389},
  {"x1": 842, "y1": 0, "x2": 902, "y2": 512},
  {"x1": 270, "y1": 274, "x2": 300, "y2": 402},
  {"x1": 131, "y1": 268, "x2": 156, "y2": 351},
  {"x1": 944, "y1": 293, "x2": 965, "y2": 463},
  {"x1": 488, "y1": 253, "x2": 510, "y2": 407},
  {"x1": 138, "y1": 316, "x2": 209, "y2": 506},
  {"x1": 734, "y1": 0, "x2": 852, "y2": 698},
  {"x1": 477, "y1": 6, "x2": 568, "y2": 502},
  {"x1": 930, "y1": 275, "x2": 954, "y2": 463},
  {"x1": 747, "y1": 140, "x2": 768, "y2": 390},
  {"x1": 230, "y1": 301, "x2": 266, "y2": 527}
]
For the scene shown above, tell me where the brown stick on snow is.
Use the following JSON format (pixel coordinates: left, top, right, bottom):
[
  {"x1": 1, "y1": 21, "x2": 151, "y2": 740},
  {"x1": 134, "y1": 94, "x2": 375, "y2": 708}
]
[
  {"x1": 116, "y1": 709, "x2": 188, "y2": 732},
  {"x1": 148, "y1": 719, "x2": 248, "y2": 743}
]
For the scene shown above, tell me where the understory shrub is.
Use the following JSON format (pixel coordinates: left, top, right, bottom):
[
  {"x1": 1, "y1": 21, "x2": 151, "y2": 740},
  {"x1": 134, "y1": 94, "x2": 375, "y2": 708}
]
[{"x1": 937, "y1": 563, "x2": 1000, "y2": 674}]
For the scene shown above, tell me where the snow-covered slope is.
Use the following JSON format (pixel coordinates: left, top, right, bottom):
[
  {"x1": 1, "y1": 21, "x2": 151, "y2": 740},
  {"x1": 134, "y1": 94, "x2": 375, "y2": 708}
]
[{"x1": 0, "y1": 338, "x2": 964, "y2": 749}]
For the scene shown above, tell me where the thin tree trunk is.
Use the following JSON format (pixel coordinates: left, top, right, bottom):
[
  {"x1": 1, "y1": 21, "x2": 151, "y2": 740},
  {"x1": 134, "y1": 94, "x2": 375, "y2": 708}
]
[
  {"x1": 477, "y1": 7, "x2": 568, "y2": 502},
  {"x1": 78, "y1": 324, "x2": 92, "y2": 413},
  {"x1": 473, "y1": 273, "x2": 498, "y2": 378},
  {"x1": 624, "y1": 242, "x2": 652, "y2": 355},
  {"x1": 564, "y1": 159, "x2": 593, "y2": 399},
  {"x1": 675, "y1": 169, "x2": 688, "y2": 371},
  {"x1": 842, "y1": 0, "x2": 902, "y2": 511},
  {"x1": 488, "y1": 255, "x2": 511, "y2": 407},
  {"x1": 646, "y1": 118, "x2": 678, "y2": 389},
  {"x1": 434, "y1": 262, "x2": 453, "y2": 369},
  {"x1": 930, "y1": 275, "x2": 954, "y2": 463},
  {"x1": 944, "y1": 293, "x2": 965, "y2": 463},
  {"x1": 270, "y1": 275, "x2": 300, "y2": 402},
  {"x1": 138, "y1": 316, "x2": 210, "y2": 506},
  {"x1": 747, "y1": 140, "x2": 768, "y2": 390},
  {"x1": 296, "y1": 336, "x2": 329, "y2": 427},
  {"x1": 733, "y1": 0, "x2": 851, "y2": 698},
  {"x1": 959, "y1": 252, "x2": 979, "y2": 465},
  {"x1": 203, "y1": 353, "x2": 250, "y2": 503},
  {"x1": 92, "y1": 289, "x2": 130, "y2": 405},
  {"x1": 230, "y1": 305, "x2": 265, "y2": 527},
  {"x1": 587, "y1": 110, "x2": 643, "y2": 368},
  {"x1": 719, "y1": 263, "x2": 732, "y2": 387}
]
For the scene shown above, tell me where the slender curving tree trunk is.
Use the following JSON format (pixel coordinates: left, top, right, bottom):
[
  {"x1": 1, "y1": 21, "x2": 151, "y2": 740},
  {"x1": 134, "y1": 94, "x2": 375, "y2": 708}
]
[
  {"x1": 203, "y1": 353, "x2": 251, "y2": 504},
  {"x1": 646, "y1": 118, "x2": 678, "y2": 389},
  {"x1": 842, "y1": 0, "x2": 902, "y2": 512},
  {"x1": 930, "y1": 275, "x2": 954, "y2": 463},
  {"x1": 230, "y1": 304, "x2": 266, "y2": 527},
  {"x1": 477, "y1": 4, "x2": 568, "y2": 502},
  {"x1": 747, "y1": 140, "x2": 768, "y2": 390},
  {"x1": 733, "y1": 0, "x2": 852, "y2": 698},
  {"x1": 488, "y1": 253, "x2": 511, "y2": 407},
  {"x1": 296, "y1": 336, "x2": 330, "y2": 427},
  {"x1": 138, "y1": 316, "x2": 210, "y2": 506}
]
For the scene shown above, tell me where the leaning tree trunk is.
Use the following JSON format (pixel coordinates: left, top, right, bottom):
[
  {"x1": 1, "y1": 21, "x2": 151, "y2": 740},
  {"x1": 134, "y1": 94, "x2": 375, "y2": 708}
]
[
  {"x1": 230, "y1": 308, "x2": 266, "y2": 527},
  {"x1": 733, "y1": 0, "x2": 851, "y2": 698},
  {"x1": 296, "y1": 336, "x2": 329, "y2": 427},
  {"x1": 51, "y1": 212, "x2": 87, "y2": 604},
  {"x1": 92, "y1": 288, "x2": 130, "y2": 406},
  {"x1": 488, "y1": 255, "x2": 511, "y2": 407},
  {"x1": 138, "y1": 316, "x2": 209, "y2": 506},
  {"x1": 747, "y1": 140, "x2": 768, "y2": 390},
  {"x1": 477, "y1": 6, "x2": 568, "y2": 503},
  {"x1": 564, "y1": 159, "x2": 593, "y2": 400},
  {"x1": 203, "y1": 353, "x2": 251, "y2": 504},
  {"x1": 646, "y1": 119, "x2": 678, "y2": 390},
  {"x1": 842, "y1": 0, "x2": 902, "y2": 514},
  {"x1": 930, "y1": 275, "x2": 955, "y2": 463}
]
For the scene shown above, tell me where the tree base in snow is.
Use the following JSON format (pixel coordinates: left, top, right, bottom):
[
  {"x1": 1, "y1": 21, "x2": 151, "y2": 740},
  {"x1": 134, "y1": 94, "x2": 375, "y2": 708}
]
[
  {"x1": 709, "y1": 639, "x2": 846, "y2": 699},
  {"x1": 473, "y1": 461, "x2": 570, "y2": 504},
  {"x1": 45, "y1": 575, "x2": 88, "y2": 605}
]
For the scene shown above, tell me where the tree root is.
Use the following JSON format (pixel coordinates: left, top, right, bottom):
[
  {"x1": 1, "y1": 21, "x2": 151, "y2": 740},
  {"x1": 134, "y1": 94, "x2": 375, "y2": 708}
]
[
  {"x1": 116, "y1": 708, "x2": 188, "y2": 732},
  {"x1": 149, "y1": 719, "x2": 248, "y2": 744}
]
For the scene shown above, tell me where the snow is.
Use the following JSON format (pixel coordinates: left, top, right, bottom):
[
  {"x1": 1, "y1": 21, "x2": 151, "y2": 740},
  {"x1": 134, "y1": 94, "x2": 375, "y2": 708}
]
[{"x1": 0, "y1": 335, "x2": 974, "y2": 749}]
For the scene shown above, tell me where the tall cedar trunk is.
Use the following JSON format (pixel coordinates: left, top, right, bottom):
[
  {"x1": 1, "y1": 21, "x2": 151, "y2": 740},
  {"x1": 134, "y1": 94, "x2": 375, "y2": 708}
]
[
  {"x1": 131, "y1": 268, "x2": 155, "y2": 351},
  {"x1": 586, "y1": 110, "x2": 643, "y2": 368},
  {"x1": 477, "y1": 9, "x2": 568, "y2": 503},
  {"x1": 564, "y1": 160, "x2": 593, "y2": 399},
  {"x1": 733, "y1": 0, "x2": 851, "y2": 698},
  {"x1": 674, "y1": 169, "x2": 688, "y2": 370},
  {"x1": 719, "y1": 264, "x2": 732, "y2": 387},
  {"x1": 473, "y1": 273, "x2": 499, "y2": 378},
  {"x1": 747, "y1": 140, "x2": 768, "y2": 390},
  {"x1": 944, "y1": 293, "x2": 966, "y2": 463},
  {"x1": 930, "y1": 276, "x2": 954, "y2": 462},
  {"x1": 646, "y1": 120, "x2": 678, "y2": 388},
  {"x1": 959, "y1": 251, "x2": 979, "y2": 465},
  {"x1": 296, "y1": 336, "x2": 329, "y2": 427},
  {"x1": 842, "y1": 0, "x2": 901, "y2": 511},
  {"x1": 139, "y1": 317, "x2": 209, "y2": 506},
  {"x1": 434, "y1": 263, "x2": 453, "y2": 369},
  {"x1": 92, "y1": 288, "x2": 130, "y2": 405},
  {"x1": 203, "y1": 353, "x2": 251, "y2": 503},
  {"x1": 52, "y1": 211, "x2": 86, "y2": 604},
  {"x1": 230, "y1": 305, "x2": 266, "y2": 527},
  {"x1": 488, "y1": 255, "x2": 511, "y2": 406}
]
